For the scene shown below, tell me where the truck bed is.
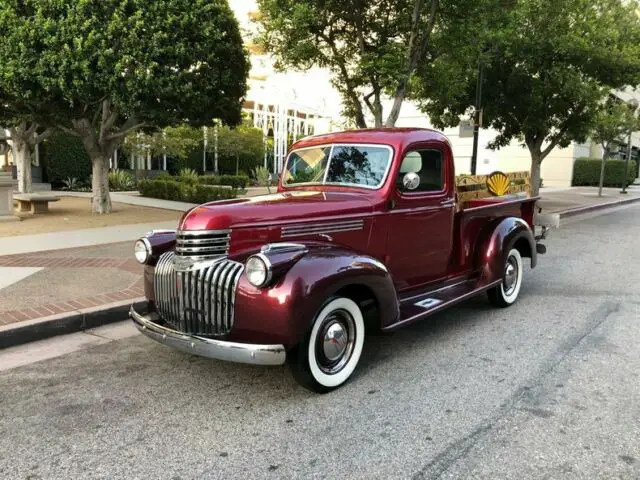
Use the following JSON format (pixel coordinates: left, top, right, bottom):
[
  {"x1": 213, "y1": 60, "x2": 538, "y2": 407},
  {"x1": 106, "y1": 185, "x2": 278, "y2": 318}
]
[{"x1": 454, "y1": 195, "x2": 538, "y2": 270}]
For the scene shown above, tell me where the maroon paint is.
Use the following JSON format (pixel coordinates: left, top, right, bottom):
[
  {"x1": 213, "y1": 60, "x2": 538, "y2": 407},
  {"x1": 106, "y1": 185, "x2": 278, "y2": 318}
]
[
  {"x1": 228, "y1": 245, "x2": 398, "y2": 348},
  {"x1": 140, "y1": 128, "x2": 540, "y2": 349},
  {"x1": 145, "y1": 231, "x2": 177, "y2": 266}
]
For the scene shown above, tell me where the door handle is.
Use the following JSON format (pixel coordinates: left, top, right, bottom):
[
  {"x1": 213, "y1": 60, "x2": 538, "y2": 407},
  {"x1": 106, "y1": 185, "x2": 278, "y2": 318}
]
[{"x1": 440, "y1": 199, "x2": 455, "y2": 207}]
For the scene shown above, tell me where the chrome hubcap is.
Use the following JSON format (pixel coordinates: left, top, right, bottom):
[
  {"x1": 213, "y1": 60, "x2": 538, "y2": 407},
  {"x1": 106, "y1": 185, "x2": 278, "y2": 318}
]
[
  {"x1": 323, "y1": 322, "x2": 348, "y2": 361},
  {"x1": 503, "y1": 257, "x2": 518, "y2": 295},
  {"x1": 316, "y1": 309, "x2": 356, "y2": 375}
]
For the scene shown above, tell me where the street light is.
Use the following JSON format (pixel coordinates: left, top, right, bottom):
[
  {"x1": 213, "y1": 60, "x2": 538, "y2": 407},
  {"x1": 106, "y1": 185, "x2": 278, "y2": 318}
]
[
  {"x1": 620, "y1": 98, "x2": 639, "y2": 194},
  {"x1": 470, "y1": 60, "x2": 483, "y2": 175}
]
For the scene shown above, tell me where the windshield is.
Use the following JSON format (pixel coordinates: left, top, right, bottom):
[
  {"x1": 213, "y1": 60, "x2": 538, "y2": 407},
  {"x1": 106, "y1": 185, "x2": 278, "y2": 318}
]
[{"x1": 283, "y1": 144, "x2": 392, "y2": 189}]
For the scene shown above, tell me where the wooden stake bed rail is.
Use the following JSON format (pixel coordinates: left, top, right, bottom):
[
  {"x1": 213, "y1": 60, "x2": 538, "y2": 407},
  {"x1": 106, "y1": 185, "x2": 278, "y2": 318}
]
[{"x1": 455, "y1": 171, "x2": 531, "y2": 205}]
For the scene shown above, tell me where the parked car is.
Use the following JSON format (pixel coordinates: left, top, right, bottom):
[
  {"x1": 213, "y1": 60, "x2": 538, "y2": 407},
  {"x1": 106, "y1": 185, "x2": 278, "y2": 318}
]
[{"x1": 130, "y1": 128, "x2": 557, "y2": 393}]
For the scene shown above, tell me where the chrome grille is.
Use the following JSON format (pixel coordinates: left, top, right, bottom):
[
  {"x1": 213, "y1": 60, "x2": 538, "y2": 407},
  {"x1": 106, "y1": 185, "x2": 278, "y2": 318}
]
[
  {"x1": 175, "y1": 229, "x2": 230, "y2": 260},
  {"x1": 154, "y1": 251, "x2": 243, "y2": 336}
]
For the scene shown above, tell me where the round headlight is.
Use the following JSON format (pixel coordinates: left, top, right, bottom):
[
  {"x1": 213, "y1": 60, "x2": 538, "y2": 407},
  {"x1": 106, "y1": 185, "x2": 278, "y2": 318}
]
[
  {"x1": 245, "y1": 255, "x2": 270, "y2": 287},
  {"x1": 134, "y1": 238, "x2": 151, "y2": 264}
]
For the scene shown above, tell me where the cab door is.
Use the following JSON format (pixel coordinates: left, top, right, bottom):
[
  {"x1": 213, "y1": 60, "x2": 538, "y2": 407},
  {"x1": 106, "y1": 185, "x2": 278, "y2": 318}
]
[{"x1": 385, "y1": 145, "x2": 455, "y2": 291}]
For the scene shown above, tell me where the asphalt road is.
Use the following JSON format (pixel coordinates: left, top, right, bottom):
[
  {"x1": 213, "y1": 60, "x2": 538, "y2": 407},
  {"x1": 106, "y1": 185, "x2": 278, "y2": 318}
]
[{"x1": 1, "y1": 204, "x2": 639, "y2": 480}]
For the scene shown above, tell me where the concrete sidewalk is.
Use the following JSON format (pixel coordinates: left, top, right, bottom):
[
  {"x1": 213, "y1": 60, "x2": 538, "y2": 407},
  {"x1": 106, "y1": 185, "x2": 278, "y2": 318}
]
[
  {"x1": 0, "y1": 220, "x2": 178, "y2": 256},
  {"x1": 538, "y1": 186, "x2": 640, "y2": 214},
  {"x1": 0, "y1": 242, "x2": 144, "y2": 348}
]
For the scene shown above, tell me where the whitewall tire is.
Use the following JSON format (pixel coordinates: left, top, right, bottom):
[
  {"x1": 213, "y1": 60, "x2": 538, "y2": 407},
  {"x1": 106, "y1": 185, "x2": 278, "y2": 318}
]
[
  {"x1": 289, "y1": 297, "x2": 365, "y2": 393},
  {"x1": 487, "y1": 248, "x2": 524, "y2": 307}
]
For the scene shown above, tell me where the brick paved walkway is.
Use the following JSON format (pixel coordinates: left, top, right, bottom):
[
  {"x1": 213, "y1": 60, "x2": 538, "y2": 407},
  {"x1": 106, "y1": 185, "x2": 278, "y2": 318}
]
[{"x1": 0, "y1": 242, "x2": 143, "y2": 326}]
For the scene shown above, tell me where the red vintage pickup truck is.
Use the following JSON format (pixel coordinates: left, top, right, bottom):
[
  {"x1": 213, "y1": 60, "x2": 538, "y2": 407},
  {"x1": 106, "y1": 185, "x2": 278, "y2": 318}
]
[{"x1": 130, "y1": 128, "x2": 556, "y2": 392}]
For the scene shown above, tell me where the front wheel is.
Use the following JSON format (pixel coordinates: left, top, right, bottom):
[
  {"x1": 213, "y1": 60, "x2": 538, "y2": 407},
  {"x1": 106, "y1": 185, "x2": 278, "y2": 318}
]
[
  {"x1": 288, "y1": 297, "x2": 365, "y2": 393},
  {"x1": 487, "y1": 248, "x2": 523, "y2": 307}
]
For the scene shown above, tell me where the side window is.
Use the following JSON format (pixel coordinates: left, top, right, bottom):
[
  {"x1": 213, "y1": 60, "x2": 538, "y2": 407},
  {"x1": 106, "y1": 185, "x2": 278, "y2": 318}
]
[{"x1": 397, "y1": 149, "x2": 444, "y2": 193}]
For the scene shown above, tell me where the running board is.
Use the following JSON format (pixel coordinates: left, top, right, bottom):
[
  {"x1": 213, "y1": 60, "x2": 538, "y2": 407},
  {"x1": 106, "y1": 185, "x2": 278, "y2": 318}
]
[{"x1": 383, "y1": 279, "x2": 501, "y2": 332}]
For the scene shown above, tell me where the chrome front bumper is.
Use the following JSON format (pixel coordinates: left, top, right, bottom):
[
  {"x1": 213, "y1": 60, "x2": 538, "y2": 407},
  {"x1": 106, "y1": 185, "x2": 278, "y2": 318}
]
[{"x1": 130, "y1": 306, "x2": 286, "y2": 366}]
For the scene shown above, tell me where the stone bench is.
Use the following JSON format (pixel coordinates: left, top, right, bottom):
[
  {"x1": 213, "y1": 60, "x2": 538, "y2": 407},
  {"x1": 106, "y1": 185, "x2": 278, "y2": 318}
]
[{"x1": 13, "y1": 194, "x2": 60, "y2": 214}]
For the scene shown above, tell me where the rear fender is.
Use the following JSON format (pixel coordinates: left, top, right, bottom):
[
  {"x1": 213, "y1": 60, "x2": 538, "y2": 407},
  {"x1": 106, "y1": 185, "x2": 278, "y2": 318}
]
[
  {"x1": 231, "y1": 245, "x2": 399, "y2": 349},
  {"x1": 476, "y1": 217, "x2": 536, "y2": 285}
]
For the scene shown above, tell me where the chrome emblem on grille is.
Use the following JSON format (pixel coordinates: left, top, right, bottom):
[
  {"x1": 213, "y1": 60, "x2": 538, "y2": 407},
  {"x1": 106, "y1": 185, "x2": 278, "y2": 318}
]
[{"x1": 173, "y1": 255, "x2": 195, "y2": 272}]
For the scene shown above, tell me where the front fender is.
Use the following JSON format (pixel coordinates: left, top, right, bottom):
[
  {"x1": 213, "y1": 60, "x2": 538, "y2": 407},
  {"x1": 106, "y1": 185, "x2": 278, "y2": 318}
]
[
  {"x1": 476, "y1": 217, "x2": 536, "y2": 285},
  {"x1": 230, "y1": 245, "x2": 399, "y2": 349}
]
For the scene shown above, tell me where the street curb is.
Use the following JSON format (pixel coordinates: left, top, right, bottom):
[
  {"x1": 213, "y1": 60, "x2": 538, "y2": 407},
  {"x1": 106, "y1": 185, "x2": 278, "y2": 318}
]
[
  {"x1": 0, "y1": 297, "x2": 145, "y2": 349},
  {"x1": 557, "y1": 195, "x2": 640, "y2": 218}
]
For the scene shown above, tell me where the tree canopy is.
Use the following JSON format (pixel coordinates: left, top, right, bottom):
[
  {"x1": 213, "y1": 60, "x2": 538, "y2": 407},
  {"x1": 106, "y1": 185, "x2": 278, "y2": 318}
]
[
  {"x1": 257, "y1": 0, "x2": 485, "y2": 128},
  {"x1": 215, "y1": 124, "x2": 265, "y2": 175},
  {"x1": 414, "y1": 0, "x2": 640, "y2": 194},
  {"x1": 591, "y1": 96, "x2": 640, "y2": 161},
  {"x1": 123, "y1": 125, "x2": 203, "y2": 160},
  {"x1": 0, "y1": 0, "x2": 249, "y2": 212}
]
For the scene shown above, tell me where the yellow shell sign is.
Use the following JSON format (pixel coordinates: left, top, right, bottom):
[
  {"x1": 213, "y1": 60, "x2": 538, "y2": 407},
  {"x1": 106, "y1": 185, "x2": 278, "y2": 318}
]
[{"x1": 486, "y1": 171, "x2": 511, "y2": 196}]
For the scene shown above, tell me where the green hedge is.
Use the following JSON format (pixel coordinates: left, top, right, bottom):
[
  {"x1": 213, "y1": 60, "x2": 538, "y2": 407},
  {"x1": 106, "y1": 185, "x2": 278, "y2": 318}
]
[
  {"x1": 138, "y1": 179, "x2": 237, "y2": 204},
  {"x1": 198, "y1": 174, "x2": 249, "y2": 189},
  {"x1": 164, "y1": 173, "x2": 250, "y2": 189},
  {"x1": 41, "y1": 134, "x2": 91, "y2": 186},
  {"x1": 572, "y1": 158, "x2": 637, "y2": 187}
]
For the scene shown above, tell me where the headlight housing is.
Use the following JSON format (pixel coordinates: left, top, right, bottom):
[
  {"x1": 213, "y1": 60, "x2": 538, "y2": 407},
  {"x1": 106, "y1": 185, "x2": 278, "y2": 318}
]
[
  {"x1": 245, "y1": 254, "x2": 271, "y2": 288},
  {"x1": 134, "y1": 238, "x2": 152, "y2": 264}
]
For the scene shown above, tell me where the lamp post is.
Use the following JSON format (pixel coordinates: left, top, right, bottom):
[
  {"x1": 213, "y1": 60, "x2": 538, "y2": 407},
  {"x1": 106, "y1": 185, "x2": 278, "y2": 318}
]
[
  {"x1": 620, "y1": 98, "x2": 638, "y2": 194},
  {"x1": 203, "y1": 126, "x2": 208, "y2": 173},
  {"x1": 470, "y1": 61, "x2": 483, "y2": 175}
]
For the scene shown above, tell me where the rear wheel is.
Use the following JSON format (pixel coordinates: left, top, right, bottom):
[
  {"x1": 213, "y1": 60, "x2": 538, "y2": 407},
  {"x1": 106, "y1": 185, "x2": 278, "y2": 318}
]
[
  {"x1": 487, "y1": 248, "x2": 523, "y2": 307},
  {"x1": 288, "y1": 297, "x2": 365, "y2": 393}
]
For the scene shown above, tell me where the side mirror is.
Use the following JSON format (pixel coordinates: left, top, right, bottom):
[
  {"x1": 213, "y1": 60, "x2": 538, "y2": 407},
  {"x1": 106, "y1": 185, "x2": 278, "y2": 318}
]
[{"x1": 402, "y1": 172, "x2": 420, "y2": 191}]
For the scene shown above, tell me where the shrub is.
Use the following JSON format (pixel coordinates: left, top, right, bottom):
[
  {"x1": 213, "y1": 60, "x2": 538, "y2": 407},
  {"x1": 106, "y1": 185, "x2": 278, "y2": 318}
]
[
  {"x1": 178, "y1": 168, "x2": 199, "y2": 182},
  {"x1": 138, "y1": 179, "x2": 237, "y2": 203},
  {"x1": 572, "y1": 157, "x2": 637, "y2": 187},
  {"x1": 108, "y1": 170, "x2": 136, "y2": 191},
  {"x1": 62, "y1": 177, "x2": 80, "y2": 191},
  {"x1": 61, "y1": 176, "x2": 91, "y2": 192},
  {"x1": 253, "y1": 166, "x2": 272, "y2": 192},
  {"x1": 41, "y1": 134, "x2": 91, "y2": 187},
  {"x1": 155, "y1": 171, "x2": 173, "y2": 181},
  {"x1": 198, "y1": 174, "x2": 249, "y2": 189}
]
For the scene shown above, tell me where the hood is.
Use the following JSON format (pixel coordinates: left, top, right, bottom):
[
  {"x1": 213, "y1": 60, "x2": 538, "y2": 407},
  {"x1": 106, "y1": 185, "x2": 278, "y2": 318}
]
[{"x1": 178, "y1": 190, "x2": 375, "y2": 231}]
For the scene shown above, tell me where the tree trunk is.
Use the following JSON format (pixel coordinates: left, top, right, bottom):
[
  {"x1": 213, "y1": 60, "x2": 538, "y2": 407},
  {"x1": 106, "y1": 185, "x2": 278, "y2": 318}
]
[
  {"x1": 90, "y1": 155, "x2": 112, "y2": 214},
  {"x1": 235, "y1": 155, "x2": 239, "y2": 176},
  {"x1": 14, "y1": 139, "x2": 33, "y2": 194},
  {"x1": 598, "y1": 149, "x2": 609, "y2": 197},
  {"x1": 385, "y1": 85, "x2": 408, "y2": 127},
  {"x1": 529, "y1": 153, "x2": 542, "y2": 197},
  {"x1": 373, "y1": 111, "x2": 384, "y2": 128}
]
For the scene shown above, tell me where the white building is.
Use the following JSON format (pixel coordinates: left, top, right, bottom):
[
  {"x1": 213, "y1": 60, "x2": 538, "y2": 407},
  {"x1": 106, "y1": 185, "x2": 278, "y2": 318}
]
[{"x1": 230, "y1": 1, "x2": 640, "y2": 186}]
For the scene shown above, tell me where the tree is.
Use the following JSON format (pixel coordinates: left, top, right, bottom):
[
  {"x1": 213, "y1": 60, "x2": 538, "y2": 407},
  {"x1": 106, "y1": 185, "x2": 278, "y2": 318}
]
[
  {"x1": 214, "y1": 124, "x2": 265, "y2": 175},
  {"x1": 257, "y1": 0, "x2": 467, "y2": 128},
  {"x1": 415, "y1": 0, "x2": 640, "y2": 195},
  {"x1": 591, "y1": 97, "x2": 640, "y2": 196},
  {"x1": 7, "y1": 123, "x2": 52, "y2": 193},
  {"x1": 123, "y1": 125, "x2": 202, "y2": 162},
  {"x1": 0, "y1": 0, "x2": 249, "y2": 213},
  {"x1": 0, "y1": 91, "x2": 53, "y2": 193}
]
